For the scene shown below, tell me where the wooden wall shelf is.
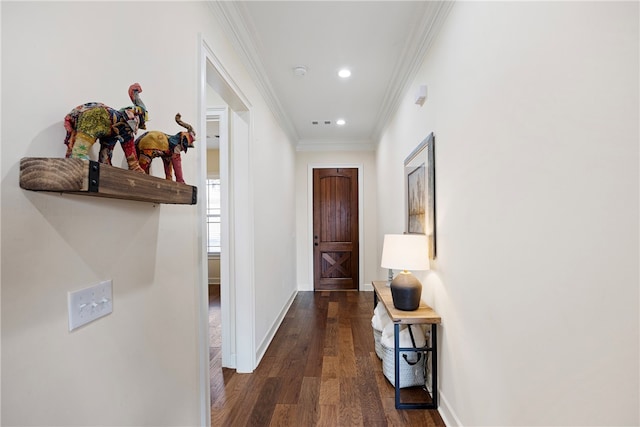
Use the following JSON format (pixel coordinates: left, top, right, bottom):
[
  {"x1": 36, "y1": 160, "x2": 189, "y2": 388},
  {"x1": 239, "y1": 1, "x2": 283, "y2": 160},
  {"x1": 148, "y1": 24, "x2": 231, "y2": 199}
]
[{"x1": 20, "y1": 157, "x2": 197, "y2": 205}]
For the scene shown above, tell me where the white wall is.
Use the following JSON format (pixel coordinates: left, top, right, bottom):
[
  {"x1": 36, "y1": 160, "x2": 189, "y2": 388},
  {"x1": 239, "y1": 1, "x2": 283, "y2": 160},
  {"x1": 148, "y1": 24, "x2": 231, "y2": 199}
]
[
  {"x1": 200, "y1": 11, "x2": 298, "y2": 370},
  {"x1": 376, "y1": 2, "x2": 639, "y2": 426},
  {"x1": 295, "y1": 150, "x2": 378, "y2": 290},
  {"x1": 250, "y1": 106, "x2": 298, "y2": 360},
  {"x1": 1, "y1": 1, "x2": 297, "y2": 425}
]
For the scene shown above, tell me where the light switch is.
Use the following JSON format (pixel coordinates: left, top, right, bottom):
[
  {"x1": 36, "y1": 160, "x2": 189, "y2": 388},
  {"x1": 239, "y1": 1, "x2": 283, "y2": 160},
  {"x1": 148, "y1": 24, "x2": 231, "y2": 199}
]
[{"x1": 68, "y1": 280, "x2": 113, "y2": 331}]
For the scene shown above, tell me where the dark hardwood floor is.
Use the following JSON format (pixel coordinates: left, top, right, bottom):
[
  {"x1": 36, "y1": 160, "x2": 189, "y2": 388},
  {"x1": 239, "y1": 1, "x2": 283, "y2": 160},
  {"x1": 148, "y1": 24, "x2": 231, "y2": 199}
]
[{"x1": 209, "y1": 287, "x2": 445, "y2": 426}]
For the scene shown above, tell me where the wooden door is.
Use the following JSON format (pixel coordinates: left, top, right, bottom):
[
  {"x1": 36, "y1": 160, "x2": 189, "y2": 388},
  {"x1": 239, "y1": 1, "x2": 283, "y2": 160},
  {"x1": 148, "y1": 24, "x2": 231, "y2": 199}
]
[{"x1": 313, "y1": 168, "x2": 359, "y2": 291}]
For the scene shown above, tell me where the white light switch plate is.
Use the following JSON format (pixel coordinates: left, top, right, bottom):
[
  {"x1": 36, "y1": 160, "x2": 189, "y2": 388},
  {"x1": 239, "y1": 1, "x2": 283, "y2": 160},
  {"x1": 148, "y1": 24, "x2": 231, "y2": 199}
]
[{"x1": 68, "y1": 280, "x2": 113, "y2": 331}]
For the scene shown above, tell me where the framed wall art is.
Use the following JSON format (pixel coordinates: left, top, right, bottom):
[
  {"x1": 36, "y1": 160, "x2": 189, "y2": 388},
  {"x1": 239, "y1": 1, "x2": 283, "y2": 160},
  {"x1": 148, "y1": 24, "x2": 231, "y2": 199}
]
[{"x1": 404, "y1": 132, "x2": 436, "y2": 259}]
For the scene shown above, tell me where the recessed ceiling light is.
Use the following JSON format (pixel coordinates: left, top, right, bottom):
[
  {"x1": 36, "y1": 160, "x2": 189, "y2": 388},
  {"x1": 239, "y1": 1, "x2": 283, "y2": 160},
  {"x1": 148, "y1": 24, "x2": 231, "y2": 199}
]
[
  {"x1": 336, "y1": 119, "x2": 346, "y2": 126},
  {"x1": 338, "y1": 69, "x2": 351, "y2": 78}
]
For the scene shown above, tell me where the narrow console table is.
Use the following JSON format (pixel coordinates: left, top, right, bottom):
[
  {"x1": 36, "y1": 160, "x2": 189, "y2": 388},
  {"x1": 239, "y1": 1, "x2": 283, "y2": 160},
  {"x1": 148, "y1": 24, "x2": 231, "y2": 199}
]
[{"x1": 372, "y1": 280, "x2": 441, "y2": 410}]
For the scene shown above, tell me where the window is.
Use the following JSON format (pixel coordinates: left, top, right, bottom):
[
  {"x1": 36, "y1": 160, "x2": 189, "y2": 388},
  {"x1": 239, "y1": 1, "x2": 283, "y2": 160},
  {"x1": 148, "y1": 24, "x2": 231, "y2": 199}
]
[{"x1": 206, "y1": 178, "x2": 221, "y2": 254}]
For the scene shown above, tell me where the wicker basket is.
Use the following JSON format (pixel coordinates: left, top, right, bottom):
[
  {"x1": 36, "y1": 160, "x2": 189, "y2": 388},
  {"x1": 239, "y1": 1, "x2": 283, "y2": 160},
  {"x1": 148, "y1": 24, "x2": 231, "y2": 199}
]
[
  {"x1": 380, "y1": 326, "x2": 426, "y2": 389},
  {"x1": 372, "y1": 321, "x2": 384, "y2": 359}
]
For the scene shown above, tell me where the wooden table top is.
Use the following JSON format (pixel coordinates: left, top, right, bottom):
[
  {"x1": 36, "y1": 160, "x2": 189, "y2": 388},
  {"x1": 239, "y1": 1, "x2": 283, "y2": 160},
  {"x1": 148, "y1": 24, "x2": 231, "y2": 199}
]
[{"x1": 373, "y1": 280, "x2": 441, "y2": 324}]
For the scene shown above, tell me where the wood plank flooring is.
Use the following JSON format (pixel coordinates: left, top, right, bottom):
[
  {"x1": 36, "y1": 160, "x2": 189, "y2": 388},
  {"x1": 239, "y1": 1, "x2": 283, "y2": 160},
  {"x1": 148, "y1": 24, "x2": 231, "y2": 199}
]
[{"x1": 209, "y1": 288, "x2": 445, "y2": 426}]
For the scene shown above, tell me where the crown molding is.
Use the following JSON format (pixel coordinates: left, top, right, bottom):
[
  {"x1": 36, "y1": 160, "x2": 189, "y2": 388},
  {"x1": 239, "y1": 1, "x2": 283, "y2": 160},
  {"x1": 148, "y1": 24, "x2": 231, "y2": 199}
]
[
  {"x1": 370, "y1": 1, "x2": 455, "y2": 142},
  {"x1": 208, "y1": 1, "x2": 454, "y2": 149},
  {"x1": 207, "y1": 1, "x2": 300, "y2": 145}
]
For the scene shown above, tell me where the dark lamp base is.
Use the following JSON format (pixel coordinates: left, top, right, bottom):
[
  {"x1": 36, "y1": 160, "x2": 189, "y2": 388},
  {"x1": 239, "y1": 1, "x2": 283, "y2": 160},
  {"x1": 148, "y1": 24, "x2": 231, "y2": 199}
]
[{"x1": 390, "y1": 272, "x2": 422, "y2": 311}]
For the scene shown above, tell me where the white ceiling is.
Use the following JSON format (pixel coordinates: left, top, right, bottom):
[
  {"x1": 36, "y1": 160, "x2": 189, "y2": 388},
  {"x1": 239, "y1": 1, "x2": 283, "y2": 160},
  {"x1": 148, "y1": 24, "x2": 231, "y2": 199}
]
[{"x1": 210, "y1": 1, "x2": 452, "y2": 150}]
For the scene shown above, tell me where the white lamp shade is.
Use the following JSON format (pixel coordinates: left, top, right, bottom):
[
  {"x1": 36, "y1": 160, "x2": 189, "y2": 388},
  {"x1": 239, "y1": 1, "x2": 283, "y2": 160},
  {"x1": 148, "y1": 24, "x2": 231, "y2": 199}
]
[{"x1": 381, "y1": 234, "x2": 430, "y2": 271}]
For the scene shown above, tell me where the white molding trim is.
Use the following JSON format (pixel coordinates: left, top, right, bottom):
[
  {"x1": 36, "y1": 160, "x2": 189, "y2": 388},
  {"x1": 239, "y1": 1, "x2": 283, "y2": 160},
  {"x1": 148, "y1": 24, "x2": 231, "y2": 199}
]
[
  {"x1": 255, "y1": 289, "x2": 298, "y2": 366},
  {"x1": 198, "y1": 34, "x2": 213, "y2": 427},
  {"x1": 209, "y1": 0, "x2": 454, "y2": 148},
  {"x1": 203, "y1": 40, "x2": 251, "y2": 112},
  {"x1": 306, "y1": 163, "x2": 365, "y2": 291},
  {"x1": 208, "y1": 1, "x2": 298, "y2": 144},
  {"x1": 438, "y1": 389, "x2": 464, "y2": 427},
  {"x1": 371, "y1": 1, "x2": 455, "y2": 141},
  {"x1": 206, "y1": 105, "x2": 233, "y2": 371},
  {"x1": 198, "y1": 34, "x2": 258, "y2": 426},
  {"x1": 230, "y1": 109, "x2": 256, "y2": 373},
  {"x1": 202, "y1": 43, "x2": 256, "y2": 374}
]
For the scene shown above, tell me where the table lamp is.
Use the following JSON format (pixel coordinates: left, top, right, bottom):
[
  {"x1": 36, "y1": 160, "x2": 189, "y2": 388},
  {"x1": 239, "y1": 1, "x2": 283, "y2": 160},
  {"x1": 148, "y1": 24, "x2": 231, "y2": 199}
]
[{"x1": 381, "y1": 234, "x2": 430, "y2": 310}]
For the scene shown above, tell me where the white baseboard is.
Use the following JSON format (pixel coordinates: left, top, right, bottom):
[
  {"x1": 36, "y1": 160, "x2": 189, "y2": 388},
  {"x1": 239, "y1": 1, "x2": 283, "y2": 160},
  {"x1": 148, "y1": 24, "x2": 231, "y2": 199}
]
[
  {"x1": 255, "y1": 289, "x2": 298, "y2": 365},
  {"x1": 362, "y1": 282, "x2": 373, "y2": 291},
  {"x1": 438, "y1": 389, "x2": 463, "y2": 427},
  {"x1": 298, "y1": 282, "x2": 313, "y2": 291}
]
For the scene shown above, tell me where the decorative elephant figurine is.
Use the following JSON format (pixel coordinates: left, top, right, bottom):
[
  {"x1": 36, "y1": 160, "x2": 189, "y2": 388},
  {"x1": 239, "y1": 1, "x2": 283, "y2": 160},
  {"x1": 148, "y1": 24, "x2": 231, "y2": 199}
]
[
  {"x1": 63, "y1": 83, "x2": 148, "y2": 172},
  {"x1": 135, "y1": 113, "x2": 196, "y2": 183}
]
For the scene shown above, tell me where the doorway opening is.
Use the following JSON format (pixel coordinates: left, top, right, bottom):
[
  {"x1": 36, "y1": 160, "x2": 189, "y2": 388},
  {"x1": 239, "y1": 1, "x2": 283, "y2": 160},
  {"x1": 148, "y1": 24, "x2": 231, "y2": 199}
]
[
  {"x1": 198, "y1": 36, "x2": 255, "y2": 425},
  {"x1": 205, "y1": 112, "x2": 222, "y2": 378}
]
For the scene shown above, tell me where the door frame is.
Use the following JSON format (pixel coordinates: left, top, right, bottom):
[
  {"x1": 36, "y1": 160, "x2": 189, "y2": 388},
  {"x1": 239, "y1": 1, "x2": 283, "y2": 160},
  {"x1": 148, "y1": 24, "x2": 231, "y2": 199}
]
[
  {"x1": 198, "y1": 35, "x2": 256, "y2": 427},
  {"x1": 205, "y1": 107, "x2": 232, "y2": 369},
  {"x1": 307, "y1": 163, "x2": 364, "y2": 291}
]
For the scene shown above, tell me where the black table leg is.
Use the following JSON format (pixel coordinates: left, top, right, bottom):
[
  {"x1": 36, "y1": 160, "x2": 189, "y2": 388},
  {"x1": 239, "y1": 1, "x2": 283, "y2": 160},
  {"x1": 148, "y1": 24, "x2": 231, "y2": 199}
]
[{"x1": 394, "y1": 323, "x2": 439, "y2": 410}]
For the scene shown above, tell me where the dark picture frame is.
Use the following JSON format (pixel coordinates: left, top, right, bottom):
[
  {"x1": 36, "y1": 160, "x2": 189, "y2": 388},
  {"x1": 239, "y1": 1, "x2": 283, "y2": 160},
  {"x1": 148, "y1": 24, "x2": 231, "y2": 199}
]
[{"x1": 404, "y1": 133, "x2": 436, "y2": 259}]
